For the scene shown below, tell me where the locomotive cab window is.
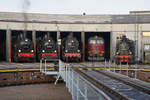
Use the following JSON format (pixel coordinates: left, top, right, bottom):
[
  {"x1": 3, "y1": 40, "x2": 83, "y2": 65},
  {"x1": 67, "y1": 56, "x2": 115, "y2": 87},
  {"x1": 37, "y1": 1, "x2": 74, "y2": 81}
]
[
  {"x1": 90, "y1": 40, "x2": 96, "y2": 44},
  {"x1": 97, "y1": 40, "x2": 104, "y2": 44}
]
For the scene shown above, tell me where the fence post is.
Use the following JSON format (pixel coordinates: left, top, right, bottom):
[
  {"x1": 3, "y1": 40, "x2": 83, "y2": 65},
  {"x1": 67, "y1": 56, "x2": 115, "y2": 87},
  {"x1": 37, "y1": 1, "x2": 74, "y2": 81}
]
[
  {"x1": 40, "y1": 59, "x2": 42, "y2": 72},
  {"x1": 72, "y1": 70, "x2": 74, "y2": 99},
  {"x1": 45, "y1": 59, "x2": 46, "y2": 73},
  {"x1": 84, "y1": 84, "x2": 88, "y2": 100},
  {"x1": 135, "y1": 64, "x2": 137, "y2": 79},
  {"x1": 68, "y1": 67, "x2": 71, "y2": 92},
  {"x1": 119, "y1": 62, "x2": 121, "y2": 74},
  {"x1": 114, "y1": 62, "x2": 116, "y2": 73},
  {"x1": 126, "y1": 62, "x2": 128, "y2": 77},
  {"x1": 77, "y1": 75, "x2": 79, "y2": 100},
  {"x1": 66, "y1": 65, "x2": 68, "y2": 87},
  {"x1": 109, "y1": 60, "x2": 111, "y2": 71},
  {"x1": 105, "y1": 59, "x2": 106, "y2": 71}
]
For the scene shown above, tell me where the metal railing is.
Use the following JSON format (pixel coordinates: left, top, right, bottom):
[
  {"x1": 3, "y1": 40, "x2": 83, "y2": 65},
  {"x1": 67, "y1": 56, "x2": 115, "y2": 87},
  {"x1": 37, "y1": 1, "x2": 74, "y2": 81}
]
[
  {"x1": 40, "y1": 59, "x2": 47, "y2": 73},
  {"x1": 40, "y1": 59, "x2": 139, "y2": 99},
  {"x1": 103, "y1": 60, "x2": 138, "y2": 79},
  {"x1": 59, "y1": 60, "x2": 111, "y2": 100},
  {"x1": 40, "y1": 59, "x2": 58, "y2": 75}
]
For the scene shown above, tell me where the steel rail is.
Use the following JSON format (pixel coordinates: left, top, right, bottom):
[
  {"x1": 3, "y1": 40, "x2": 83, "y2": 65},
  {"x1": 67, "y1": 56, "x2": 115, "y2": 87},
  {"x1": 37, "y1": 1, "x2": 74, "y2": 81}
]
[
  {"x1": 95, "y1": 70, "x2": 150, "y2": 94},
  {"x1": 76, "y1": 70, "x2": 129, "y2": 100}
]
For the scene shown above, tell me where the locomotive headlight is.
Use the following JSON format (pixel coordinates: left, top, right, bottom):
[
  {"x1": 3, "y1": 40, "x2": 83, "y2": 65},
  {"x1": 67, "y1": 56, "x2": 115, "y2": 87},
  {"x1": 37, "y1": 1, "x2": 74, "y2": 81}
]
[
  {"x1": 48, "y1": 40, "x2": 51, "y2": 42},
  {"x1": 18, "y1": 50, "x2": 21, "y2": 52},
  {"x1": 129, "y1": 52, "x2": 132, "y2": 54},
  {"x1": 31, "y1": 50, "x2": 34, "y2": 53},
  {"x1": 116, "y1": 52, "x2": 119, "y2": 55},
  {"x1": 65, "y1": 50, "x2": 68, "y2": 53},
  {"x1": 77, "y1": 50, "x2": 80, "y2": 52},
  {"x1": 42, "y1": 50, "x2": 45, "y2": 52},
  {"x1": 54, "y1": 50, "x2": 57, "y2": 53},
  {"x1": 25, "y1": 39, "x2": 28, "y2": 42}
]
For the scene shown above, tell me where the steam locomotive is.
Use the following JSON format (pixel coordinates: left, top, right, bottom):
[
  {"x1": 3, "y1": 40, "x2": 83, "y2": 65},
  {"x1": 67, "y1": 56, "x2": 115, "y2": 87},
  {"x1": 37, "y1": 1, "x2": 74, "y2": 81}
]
[
  {"x1": 115, "y1": 36, "x2": 135, "y2": 63},
  {"x1": 87, "y1": 35, "x2": 105, "y2": 61},
  {"x1": 37, "y1": 33, "x2": 58, "y2": 61},
  {"x1": 62, "y1": 33, "x2": 81, "y2": 62},
  {"x1": 13, "y1": 33, "x2": 35, "y2": 62}
]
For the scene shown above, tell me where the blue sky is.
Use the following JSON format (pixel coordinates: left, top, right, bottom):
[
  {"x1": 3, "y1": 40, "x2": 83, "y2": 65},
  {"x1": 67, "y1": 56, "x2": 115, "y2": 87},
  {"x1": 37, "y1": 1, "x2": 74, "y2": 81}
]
[{"x1": 0, "y1": 0, "x2": 150, "y2": 14}]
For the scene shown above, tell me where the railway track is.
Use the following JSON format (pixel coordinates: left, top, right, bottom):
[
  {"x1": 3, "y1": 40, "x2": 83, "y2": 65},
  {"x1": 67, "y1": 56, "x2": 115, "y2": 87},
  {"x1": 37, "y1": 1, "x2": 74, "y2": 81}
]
[{"x1": 75, "y1": 64, "x2": 150, "y2": 100}]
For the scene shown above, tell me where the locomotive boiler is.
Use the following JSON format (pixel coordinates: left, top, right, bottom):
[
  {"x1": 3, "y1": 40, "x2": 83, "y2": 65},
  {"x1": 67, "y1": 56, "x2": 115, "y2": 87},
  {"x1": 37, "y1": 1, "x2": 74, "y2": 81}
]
[
  {"x1": 87, "y1": 35, "x2": 105, "y2": 61},
  {"x1": 13, "y1": 33, "x2": 35, "y2": 62},
  {"x1": 61, "y1": 33, "x2": 81, "y2": 62},
  {"x1": 37, "y1": 33, "x2": 58, "y2": 61},
  {"x1": 115, "y1": 35, "x2": 135, "y2": 63}
]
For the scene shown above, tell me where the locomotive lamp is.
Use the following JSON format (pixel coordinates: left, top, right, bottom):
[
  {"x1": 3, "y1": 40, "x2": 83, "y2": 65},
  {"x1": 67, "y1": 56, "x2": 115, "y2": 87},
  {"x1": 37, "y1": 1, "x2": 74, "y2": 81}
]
[
  {"x1": 42, "y1": 50, "x2": 45, "y2": 52},
  {"x1": 77, "y1": 50, "x2": 80, "y2": 52},
  {"x1": 65, "y1": 50, "x2": 68, "y2": 53},
  {"x1": 48, "y1": 40, "x2": 51, "y2": 42},
  {"x1": 18, "y1": 50, "x2": 21, "y2": 52},
  {"x1": 54, "y1": 50, "x2": 57, "y2": 53},
  {"x1": 31, "y1": 50, "x2": 34, "y2": 52}
]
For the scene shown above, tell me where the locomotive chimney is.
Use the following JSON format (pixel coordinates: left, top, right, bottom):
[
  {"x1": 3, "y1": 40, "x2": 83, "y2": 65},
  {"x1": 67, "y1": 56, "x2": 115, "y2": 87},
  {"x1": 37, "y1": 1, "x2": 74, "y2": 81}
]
[
  {"x1": 69, "y1": 32, "x2": 73, "y2": 37},
  {"x1": 47, "y1": 32, "x2": 51, "y2": 39},
  {"x1": 22, "y1": 0, "x2": 30, "y2": 39}
]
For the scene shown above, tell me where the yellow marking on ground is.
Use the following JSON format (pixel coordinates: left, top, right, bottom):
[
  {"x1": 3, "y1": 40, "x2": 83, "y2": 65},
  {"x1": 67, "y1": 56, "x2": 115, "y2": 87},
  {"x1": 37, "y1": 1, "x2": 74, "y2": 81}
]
[
  {"x1": 71, "y1": 68, "x2": 150, "y2": 71},
  {"x1": 95, "y1": 68, "x2": 101, "y2": 70},
  {"x1": 78, "y1": 68, "x2": 83, "y2": 70},
  {"x1": 87, "y1": 68, "x2": 92, "y2": 70},
  {"x1": 0, "y1": 68, "x2": 55, "y2": 72},
  {"x1": 1, "y1": 67, "x2": 150, "y2": 72}
]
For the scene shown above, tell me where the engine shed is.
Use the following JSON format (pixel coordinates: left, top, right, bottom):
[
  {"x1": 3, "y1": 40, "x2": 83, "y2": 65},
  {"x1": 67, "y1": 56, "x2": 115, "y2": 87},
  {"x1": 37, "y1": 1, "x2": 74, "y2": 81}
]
[{"x1": 0, "y1": 11, "x2": 150, "y2": 63}]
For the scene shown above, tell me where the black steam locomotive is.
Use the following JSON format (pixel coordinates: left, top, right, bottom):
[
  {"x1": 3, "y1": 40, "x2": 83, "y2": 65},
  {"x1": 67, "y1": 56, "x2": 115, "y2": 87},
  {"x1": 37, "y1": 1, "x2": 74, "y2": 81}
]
[
  {"x1": 37, "y1": 33, "x2": 58, "y2": 61},
  {"x1": 62, "y1": 33, "x2": 81, "y2": 62},
  {"x1": 13, "y1": 33, "x2": 35, "y2": 62},
  {"x1": 115, "y1": 36, "x2": 135, "y2": 63}
]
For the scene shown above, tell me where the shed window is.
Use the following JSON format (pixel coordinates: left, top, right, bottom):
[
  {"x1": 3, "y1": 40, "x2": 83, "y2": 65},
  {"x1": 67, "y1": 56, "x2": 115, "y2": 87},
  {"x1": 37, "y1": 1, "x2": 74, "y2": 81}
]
[
  {"x1": 144, "y1": 45, "x2": 150, "y2": 51},
  {"x1": 143, "y1": 32, "x2": 150, "y2": 37}
]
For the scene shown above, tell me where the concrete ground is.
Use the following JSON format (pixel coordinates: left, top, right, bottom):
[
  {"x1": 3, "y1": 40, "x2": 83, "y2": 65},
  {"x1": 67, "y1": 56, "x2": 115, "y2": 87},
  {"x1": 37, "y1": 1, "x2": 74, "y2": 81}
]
[
  {"x1": 0, "y1": 83, "x2": 72, "y2": 100},
  {"x1": 0, "y1": 62, "x2": 54, "y2": 69}
]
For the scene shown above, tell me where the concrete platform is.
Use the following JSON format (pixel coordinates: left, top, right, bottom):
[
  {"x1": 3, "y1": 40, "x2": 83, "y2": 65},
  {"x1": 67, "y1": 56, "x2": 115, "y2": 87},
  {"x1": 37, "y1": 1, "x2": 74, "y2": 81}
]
[
  {"x1": 0, "y1": 83, "x2": 72, "y2": 100},
  {"x1": 0, "y1": 62, "x2": 54, "y2": 69}
]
